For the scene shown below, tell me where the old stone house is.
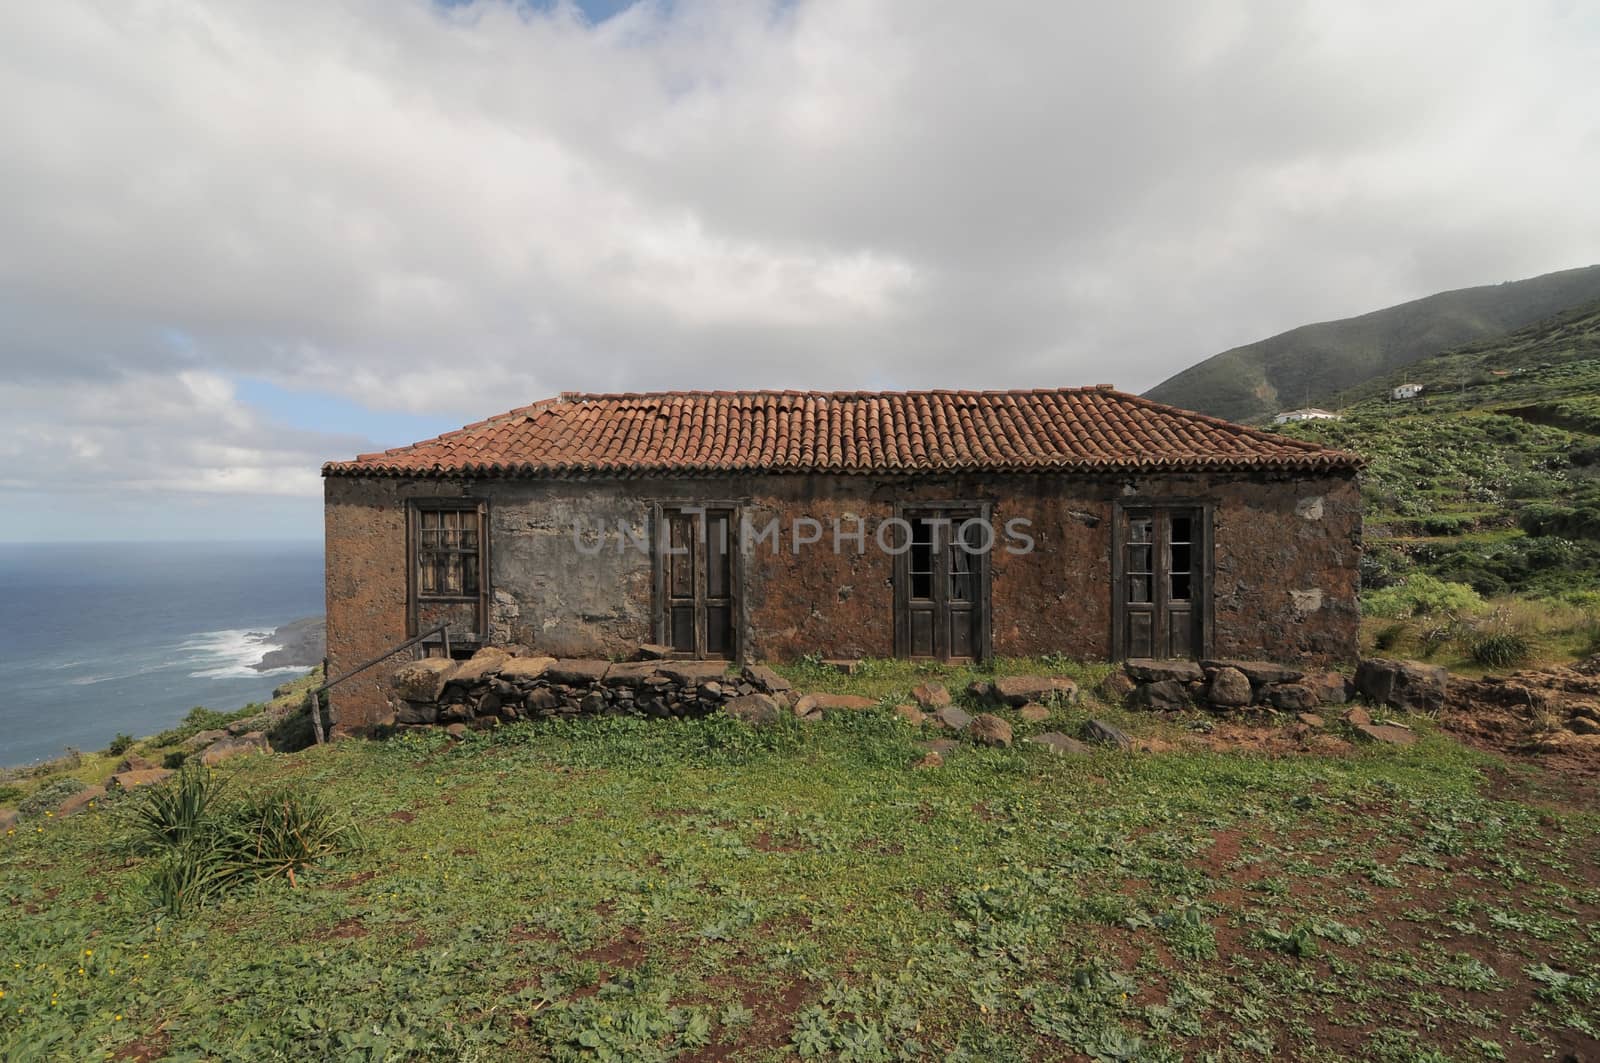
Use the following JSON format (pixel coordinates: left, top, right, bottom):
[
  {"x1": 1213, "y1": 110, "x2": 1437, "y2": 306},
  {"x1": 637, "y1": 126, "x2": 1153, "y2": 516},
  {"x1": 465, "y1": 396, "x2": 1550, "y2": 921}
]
[{"x1": 322, "y1": 387, "x2": 1362, "y2": 731}]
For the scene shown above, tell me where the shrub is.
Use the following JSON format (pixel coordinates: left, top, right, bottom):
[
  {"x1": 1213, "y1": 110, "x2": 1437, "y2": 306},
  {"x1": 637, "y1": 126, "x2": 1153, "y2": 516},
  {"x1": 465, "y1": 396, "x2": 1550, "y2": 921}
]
[
  {"x1": 18, "y1": 777, "x2": 86, "y2": 818},
  {"x1": 1363, "y1": 574, "x2": 1484, "y2": 618},
  {"x1": 1373, "y1": 622, "x2": 1407, "y2": 652},
  {"x1": 1468, "y1": 631, "x2": 1532, "y2": 669},
  {"x1": 107, "y1": 733, "x2": 135, "y2": 757},
  {"x1": 127, "y1": 762, "x2": 225, "y2": 851},
  {"x1": 225, "y1": 791, "x2": 361, "y2": 882},
  {"x1": 126, "y1": 764, "x2": 358, "y2": 915},
  {"x1": 162, "y1": 750, "x2": 189, "y2": 770},
  {"x1": 0, "y1": 784, "x2": 23, "y2": 806}
]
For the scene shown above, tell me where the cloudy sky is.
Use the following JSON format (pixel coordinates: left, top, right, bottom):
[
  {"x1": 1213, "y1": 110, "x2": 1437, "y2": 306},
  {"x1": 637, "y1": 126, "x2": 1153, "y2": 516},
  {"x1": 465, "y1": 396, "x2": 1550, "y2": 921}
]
[{"x1": 2, "y1": 0, "x2": 1597, "y2": 540}]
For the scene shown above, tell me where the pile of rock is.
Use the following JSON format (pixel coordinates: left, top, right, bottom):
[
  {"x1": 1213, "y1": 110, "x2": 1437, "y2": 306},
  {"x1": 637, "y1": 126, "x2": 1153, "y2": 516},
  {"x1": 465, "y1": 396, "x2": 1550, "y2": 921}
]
[
  {"x1": 1116, "y1": 658, "x2": 1355, "y2": 713},
  {"x1": 385, "y1": 648, "x2": 796, "y2": 732}
]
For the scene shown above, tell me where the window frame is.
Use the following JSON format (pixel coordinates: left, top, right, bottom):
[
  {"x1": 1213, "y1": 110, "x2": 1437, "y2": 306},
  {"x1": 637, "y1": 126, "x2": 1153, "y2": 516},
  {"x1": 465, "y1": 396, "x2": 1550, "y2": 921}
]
[{"x1": 406, "y1": 498, "x2": 490, "y2": 645}]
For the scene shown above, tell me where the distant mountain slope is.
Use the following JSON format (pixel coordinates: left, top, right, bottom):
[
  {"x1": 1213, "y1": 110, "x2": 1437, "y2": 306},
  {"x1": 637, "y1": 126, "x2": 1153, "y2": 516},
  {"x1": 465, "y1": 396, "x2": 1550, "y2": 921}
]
[
  {"x1": 1144, "y1": 264, "x2": 1600, "y2": 423},
  {"x1": 1344, "y1": 296, "x2": 1600, "y2": 407}
]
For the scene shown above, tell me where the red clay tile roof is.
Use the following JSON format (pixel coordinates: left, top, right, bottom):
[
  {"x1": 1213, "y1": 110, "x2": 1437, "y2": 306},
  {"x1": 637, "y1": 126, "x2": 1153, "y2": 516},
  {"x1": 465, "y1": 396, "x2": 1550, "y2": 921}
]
[{"x1": 323, "y1": 387, "x2": 1360, "y2": 478}]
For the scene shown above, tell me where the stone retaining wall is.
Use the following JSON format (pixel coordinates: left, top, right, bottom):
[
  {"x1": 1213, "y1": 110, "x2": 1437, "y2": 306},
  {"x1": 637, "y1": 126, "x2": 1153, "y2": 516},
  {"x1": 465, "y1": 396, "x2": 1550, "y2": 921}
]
[{"x1": 381, "y1": 647, "x2": 795, "y2": 731}]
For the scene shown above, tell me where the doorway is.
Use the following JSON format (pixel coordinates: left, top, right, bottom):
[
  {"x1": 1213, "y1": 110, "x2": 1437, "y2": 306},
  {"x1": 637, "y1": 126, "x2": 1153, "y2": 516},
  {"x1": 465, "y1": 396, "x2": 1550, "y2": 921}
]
[
  {"x1": 655, "y1": 507, "x2": 737, "y2": 660},
  {"x1": 1115, "y1": 506, "x2": 1208, "y2": 660},
  {"x1": 895, "y1": 508, "x2": 990, "y2": 661}
]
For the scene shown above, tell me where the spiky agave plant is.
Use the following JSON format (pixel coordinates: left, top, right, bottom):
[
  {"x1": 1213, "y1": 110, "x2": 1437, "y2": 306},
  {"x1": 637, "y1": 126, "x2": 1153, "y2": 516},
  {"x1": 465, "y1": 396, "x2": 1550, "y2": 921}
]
[
  {"x1": 224, "y1": 790, "x2": 360, "y2": 885},
  {"x1": 126, "y1": 761, "x2": 225, "y2": 851}
]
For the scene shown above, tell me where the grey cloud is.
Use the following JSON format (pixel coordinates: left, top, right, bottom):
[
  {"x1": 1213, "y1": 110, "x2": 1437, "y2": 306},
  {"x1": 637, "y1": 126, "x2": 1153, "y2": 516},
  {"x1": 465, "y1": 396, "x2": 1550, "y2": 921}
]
[{"x1": 1, "y1": 0, "x2": 1597, "y2": 527}]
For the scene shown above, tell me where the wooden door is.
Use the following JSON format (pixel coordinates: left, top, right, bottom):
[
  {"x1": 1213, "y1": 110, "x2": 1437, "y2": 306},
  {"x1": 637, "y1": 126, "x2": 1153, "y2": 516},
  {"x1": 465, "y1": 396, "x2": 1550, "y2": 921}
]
[
  {"x1": 660, "y1": 508, "x2": 736, "y2": 659},
  {"x1": 1118, "y1": 508, "x2": 1204, "y2": 659},
  {"x1": 898, "y1": 511, "x2": 987, "y2": 661}
]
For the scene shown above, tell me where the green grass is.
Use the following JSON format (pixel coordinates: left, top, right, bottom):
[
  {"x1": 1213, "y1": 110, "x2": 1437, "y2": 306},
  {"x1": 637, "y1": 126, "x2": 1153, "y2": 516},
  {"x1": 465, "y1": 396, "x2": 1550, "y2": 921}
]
[{"x1": 2, "y1": 668, "x2": 1596, "y2": 1061}]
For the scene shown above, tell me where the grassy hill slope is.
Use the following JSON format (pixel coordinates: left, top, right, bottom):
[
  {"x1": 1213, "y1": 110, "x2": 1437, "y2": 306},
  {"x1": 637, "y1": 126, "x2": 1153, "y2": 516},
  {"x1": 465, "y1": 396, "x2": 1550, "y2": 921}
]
[
  {"x1": 1145, "y1": 264, "x2": 1600, "y2": 423},
  {"x1": 1274, "y1": 337, "x2": 1600, "y2": 666}
]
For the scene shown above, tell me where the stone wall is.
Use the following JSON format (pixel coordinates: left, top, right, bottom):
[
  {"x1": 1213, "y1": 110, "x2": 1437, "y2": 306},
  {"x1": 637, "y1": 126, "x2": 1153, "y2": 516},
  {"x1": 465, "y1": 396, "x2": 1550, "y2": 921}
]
[
  {"x1": 325, "y1": 468, "x2": 1361, "y2": 732},
  {"x1": 384, "y1": 648, "x2": 794, "y2": 731}
]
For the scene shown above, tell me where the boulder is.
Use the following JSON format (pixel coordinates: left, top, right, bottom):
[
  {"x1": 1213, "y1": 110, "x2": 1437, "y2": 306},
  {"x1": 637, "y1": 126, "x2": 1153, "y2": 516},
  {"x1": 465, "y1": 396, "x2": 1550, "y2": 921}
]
[
  {"x1": 1354, "y1": 658, "x2": 1448, "y2": 712},
  {"x1": 451, "y1": 648, "x2": 512, "y2": 685},
  {"x1": 1263, "y1": 683, "x2": 1320, "y2": 712},
  {"x1": 1097, "y1": 670, "x2": 1138, "y2": 701},
  {"x1": 1081, "y1": 719, "x2": 1134, "y2": 750},
  {"x1": 200, "y1": 732, "x2": 270, "y2": 766},
  {"x1": 1129, "y1": 680, "x2": 1190, "y2": 711},
  {"x1": 1354, "y1": 722, "x2": 1416, "y2": 747},
  {"x1": 742, "y1": 665, "x2": 792, "y2": 695},
  {"x1": 603, "y1": 661, "x2": 661, "y2": 686},
  {"x1": 1124, "y1": 659, "x2": 1204, "y2": 684},
  {"x1": 1343, "y1": 706, "x2": 1372, "y2": 727},
  {"x1": 1296, "y1": 712, "x2": 1326, "y2": 728},
  {"x1": 111, "y1": 769, "x2": 173, "y2": 791},
  {"x1": 1202, "y1": 660, "x2": 1306, "y2": 686},
  {"x1": 390, "y1": 658, "x2": 458, "y2": 702},
  {"x1": 183, "y1": 728, "x2": 230, "y2": 751},
  {"x1": 910, "y1": 681, "x2": 952, "y2": 710},
  {"x1": 56, "y1": 785, "x2": 107, "y2": 818},
  {"x1": 444, "y1": 723, "x2": 469, "y2": 740},
  {"x1": 499, "y1": 656, "x2": 557, "y2": 683},
  {"x1": 893, "y1": 704, "x2": 927, "y2": 726},
  {"x1": 1027, "y1": 731, "x2": 1090, "y2": 756},
  {"x1": 659, "y1": 661, "x2": 730, "y2": 686},
  {"x1": 1569, "y1": 716, "x2": 1600, "y2": 736},
  {"x1": 1303, "y1": 671, "x2": 1350, "y2": 705},
  {"x1": 966, "y1": 680, "x2": 994, "y2": 702},
  {"x1": 1206, "y1": 667, "x2": 1252, "y2": 707},
  {"x1": 724, "y1": 693, "x2": 782, "y2": 727},
  {"x1": 632, "y1": 643, "x2": 673, "y2": 660},
  {"x1": 968, "y1": 713, "x2": 1014, "y2": 748},
  {"x1": 912, "y1": 750, "x2": 944, "y2": 769},
  {"x1": 1018, "y1": 702, "x2": 1051, "y2": 723},
  {"x1": 546, "y1": 659, "x2": 612, "y2": 686},
  {"x1": 992, "y1": 676, "x2": 1079, "y2": 706},
  {"x1": 792, "y1": 693, "x2": 876, "y2": 721},
  {"x1": 116, "y1": 753, "x2": 157, "y2": 773},
  {"x1": 933, "y1": 705, "x2": 974, "y2": 732},
  {"x1": 395, "y1": 701, "x2": 439, "y2": 725}
]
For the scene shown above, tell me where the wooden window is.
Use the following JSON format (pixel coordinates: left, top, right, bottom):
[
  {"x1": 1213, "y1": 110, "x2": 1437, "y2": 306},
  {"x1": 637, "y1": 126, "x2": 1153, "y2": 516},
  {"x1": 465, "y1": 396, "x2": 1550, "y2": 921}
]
[
  {"x1": 408, "y1": 500, "x2": 489, "y2": 648},
  {"x1": 416, "y1": 508, "x2": 482, "y2": 598}
]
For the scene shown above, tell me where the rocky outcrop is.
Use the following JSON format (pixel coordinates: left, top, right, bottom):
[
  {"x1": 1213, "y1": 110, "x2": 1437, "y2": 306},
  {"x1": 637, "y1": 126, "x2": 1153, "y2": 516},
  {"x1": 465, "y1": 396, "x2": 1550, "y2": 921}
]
[{"x1": 200, "y1": 732, "x2": 270, "y2": 765}]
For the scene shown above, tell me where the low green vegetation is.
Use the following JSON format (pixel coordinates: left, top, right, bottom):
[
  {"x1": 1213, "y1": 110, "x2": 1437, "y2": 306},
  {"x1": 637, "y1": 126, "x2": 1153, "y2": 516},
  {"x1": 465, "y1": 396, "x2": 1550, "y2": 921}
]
[
  {"x1": 1275, "y1": 338, "x2": 1600, "y2": 669},
  {"x1": 2, "y1": 662, "x2": 1597, "y2": 1061}
]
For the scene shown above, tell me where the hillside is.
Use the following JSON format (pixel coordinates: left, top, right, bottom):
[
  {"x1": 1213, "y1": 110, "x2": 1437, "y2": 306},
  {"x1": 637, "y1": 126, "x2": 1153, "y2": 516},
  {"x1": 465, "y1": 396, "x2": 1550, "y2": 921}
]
[
  {"x1": 1144, "y1": 264, "x2": 1600, "y2": 423},
  {"x1": 1273, "y1": 331, "x2": 1600, "y2": 666}
]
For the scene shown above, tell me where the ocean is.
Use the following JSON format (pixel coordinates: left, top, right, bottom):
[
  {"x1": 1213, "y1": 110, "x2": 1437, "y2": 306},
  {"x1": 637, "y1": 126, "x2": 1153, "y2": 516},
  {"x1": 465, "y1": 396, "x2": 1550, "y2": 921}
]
[{"x1": 0, "y1": 541, "x2": 324, "y2": 768}]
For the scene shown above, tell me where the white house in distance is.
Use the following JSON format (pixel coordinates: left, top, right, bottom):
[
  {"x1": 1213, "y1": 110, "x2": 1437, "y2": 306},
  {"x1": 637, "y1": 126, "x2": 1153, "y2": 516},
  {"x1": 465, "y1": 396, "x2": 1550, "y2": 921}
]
[
  {"x1": 1272, "y1": 408, "x2": 1342, "y2": 425},
  {"x1": 1391, "y1": 383, "x2": 1424, "y2": 400}
]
